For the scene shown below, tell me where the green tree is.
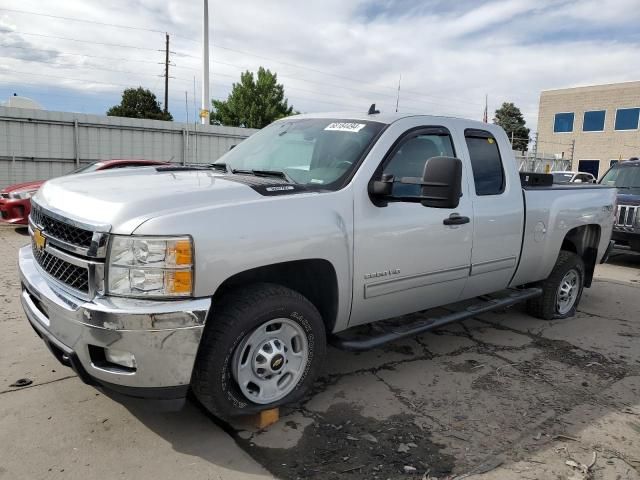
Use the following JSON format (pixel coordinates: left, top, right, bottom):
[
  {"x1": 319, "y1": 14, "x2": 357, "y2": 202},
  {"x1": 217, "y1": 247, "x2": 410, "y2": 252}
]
[
  {"x1": 493, "y1": 102, "x2": 530, "y2": 151},
  {"x1": 107, "y1": 87, "x2": 172, "y2": 121},
  {"x1": 211, "y1": 67, "x2": 294, "y2": 128}
]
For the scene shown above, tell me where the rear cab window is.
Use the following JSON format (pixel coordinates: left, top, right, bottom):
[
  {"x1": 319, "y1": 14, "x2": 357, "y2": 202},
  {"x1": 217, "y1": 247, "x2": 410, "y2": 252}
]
[{"x1": 464, "y1": 129, "x2": 505, "y2": 196}]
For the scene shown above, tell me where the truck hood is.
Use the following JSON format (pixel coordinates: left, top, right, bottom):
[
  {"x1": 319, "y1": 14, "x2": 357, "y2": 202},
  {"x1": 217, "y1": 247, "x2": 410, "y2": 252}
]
[{"x1": 33, "y1": 167, "x2": 263, "y2": 233}]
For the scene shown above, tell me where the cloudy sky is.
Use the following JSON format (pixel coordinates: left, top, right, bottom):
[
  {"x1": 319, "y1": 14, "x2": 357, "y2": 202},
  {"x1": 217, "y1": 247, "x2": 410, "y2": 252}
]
[{"x1": 1, "y1": 0, "x2": 639, "y2": 131}]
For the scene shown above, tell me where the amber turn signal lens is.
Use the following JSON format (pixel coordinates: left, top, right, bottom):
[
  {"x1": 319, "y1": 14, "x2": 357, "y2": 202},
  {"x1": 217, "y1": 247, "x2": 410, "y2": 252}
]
[
  {"x1": 169, "y1": 239, "x2": 193, "y2": 266},
  {"x1": 166, "y1": 270, "x2": 193, "y2": 294}
]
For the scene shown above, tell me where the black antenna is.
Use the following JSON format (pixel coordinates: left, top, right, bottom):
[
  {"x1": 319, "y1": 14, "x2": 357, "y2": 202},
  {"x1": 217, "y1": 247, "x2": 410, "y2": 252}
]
[{"x1": 368, "y1": 103, "x2": 380, "y2": 115}]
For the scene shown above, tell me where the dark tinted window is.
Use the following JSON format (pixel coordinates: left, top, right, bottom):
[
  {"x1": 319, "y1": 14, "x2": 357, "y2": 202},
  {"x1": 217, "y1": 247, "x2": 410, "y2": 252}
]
[
  {"x1": 554, "y1": 113, "x2": 574, "y2": 133},
  {"x1": 582, "y1": 110, "x2": 605, "y2": 132},
  {"x1": 465, "y1": 132, "x2": 504, "y2": 196},
  {"x1": 601, "y1": 164, "x2": 640, "y2": 193},
  {"x1": 615, "y1": 108, "x2": 640, "y2": 130},
  {"x1": 383, "y1": 134, "x2": 455, "y2": 197}
]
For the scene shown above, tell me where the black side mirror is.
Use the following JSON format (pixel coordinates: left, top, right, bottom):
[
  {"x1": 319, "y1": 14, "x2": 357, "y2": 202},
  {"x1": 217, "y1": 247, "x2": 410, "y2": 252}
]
[
  {"x1": 418, "y1": 156, "x2": 462, "y2": 208},
  {"x1": 369, "y1": 174, "x2": 394, "y2": 196}
]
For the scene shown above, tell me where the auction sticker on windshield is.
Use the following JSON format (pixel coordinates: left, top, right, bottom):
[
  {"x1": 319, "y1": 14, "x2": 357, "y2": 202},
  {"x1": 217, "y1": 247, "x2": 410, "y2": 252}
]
[{"x1": 324, "y1": 122, "x2": 366, "y2": 132}]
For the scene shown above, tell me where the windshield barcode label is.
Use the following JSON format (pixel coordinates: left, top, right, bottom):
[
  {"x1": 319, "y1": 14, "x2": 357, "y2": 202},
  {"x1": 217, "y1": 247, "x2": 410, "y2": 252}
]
[{"x1": 324, "y1": 122, "x2": 366, "y2": 132}]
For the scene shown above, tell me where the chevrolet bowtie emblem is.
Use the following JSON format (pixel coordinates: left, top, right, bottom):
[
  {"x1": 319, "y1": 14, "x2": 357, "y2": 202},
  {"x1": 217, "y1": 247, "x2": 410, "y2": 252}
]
[{"x1": 33, "y1": 228, "x2": 46, "y2": 251}]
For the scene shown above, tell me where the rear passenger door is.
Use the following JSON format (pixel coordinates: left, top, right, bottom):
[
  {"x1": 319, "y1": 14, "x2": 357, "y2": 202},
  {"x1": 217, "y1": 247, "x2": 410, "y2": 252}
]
[{"x1": 459, "y1": 128, "x2": 524, "y2": 298}]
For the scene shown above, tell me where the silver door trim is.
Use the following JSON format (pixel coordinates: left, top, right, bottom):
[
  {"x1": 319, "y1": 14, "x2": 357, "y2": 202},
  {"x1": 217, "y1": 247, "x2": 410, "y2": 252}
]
[
  {"x1": 470, "y1": 256, "x2": 517, "y2": 276},
  {"x1": 364, "y1": 264, "x2": 470, "y2": 299}
]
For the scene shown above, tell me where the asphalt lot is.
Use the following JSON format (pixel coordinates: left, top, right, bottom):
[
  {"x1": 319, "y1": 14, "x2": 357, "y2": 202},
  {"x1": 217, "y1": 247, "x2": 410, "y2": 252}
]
[{"x1": 1, "y1": 225, "x2": 639, "y2": 480}]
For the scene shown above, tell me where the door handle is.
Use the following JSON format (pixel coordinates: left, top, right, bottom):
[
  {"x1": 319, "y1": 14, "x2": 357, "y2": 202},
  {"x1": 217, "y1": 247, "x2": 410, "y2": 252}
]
[{"x1": 443, "y1": 213, "x2": 470, "y2": 226}]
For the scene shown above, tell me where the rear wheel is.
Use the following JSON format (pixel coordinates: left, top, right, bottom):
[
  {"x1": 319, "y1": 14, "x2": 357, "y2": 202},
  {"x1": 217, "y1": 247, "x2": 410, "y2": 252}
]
[
  {"x1": 191, "y1": 283, "x2": 326, "y2": 418},
  {"x1": 526, "y1": 250, "x2": 585, "y2": 320}
]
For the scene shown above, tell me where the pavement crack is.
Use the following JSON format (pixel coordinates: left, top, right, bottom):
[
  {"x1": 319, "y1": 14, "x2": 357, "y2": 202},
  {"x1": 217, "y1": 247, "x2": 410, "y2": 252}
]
[{"x1": 0, "y1": 375, "x2": 76, "y2": 395}]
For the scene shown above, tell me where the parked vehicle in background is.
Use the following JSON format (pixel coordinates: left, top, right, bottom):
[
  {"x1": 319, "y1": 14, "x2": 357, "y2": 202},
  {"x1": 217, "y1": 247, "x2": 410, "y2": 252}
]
[
  {"x1": 18, "y1": 112, "x2": 616, "y2": 419},
  {"x1": 600, "y1": 158, "x2": 640, "y2": 252},
  {"x1": 0, "y1": 159, "x2": 169, "y2": 225},
  {"x1": 551, "y1": 171, "x2": 597, "y2": 184}
]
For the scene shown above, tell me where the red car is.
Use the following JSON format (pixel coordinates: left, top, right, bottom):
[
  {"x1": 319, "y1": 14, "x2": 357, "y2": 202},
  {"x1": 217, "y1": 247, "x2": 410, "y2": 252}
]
[{"x1": 0, "y1": 159, "x2": 169, "y2": 225}]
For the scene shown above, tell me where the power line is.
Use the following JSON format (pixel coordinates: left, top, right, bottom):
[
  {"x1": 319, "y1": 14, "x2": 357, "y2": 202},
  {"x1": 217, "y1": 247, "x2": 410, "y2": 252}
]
[
  {"x1": 15, "y1": 31, "x2": 161, "y2": 52},
  {"x1": 0, "y1": 7, "x2": 165, "y2": 33},
  {"x1": 4, "y1": 8, "x2": 490, "y2": 109},
  {"x1": 1, "y1": 44, "x2": 164, "y2": 66},
  {"x1": 2, "y1": 48, "x2": 481, "y2": 115},
  {"x1": 9, "y1": 33, "x2": 484, "y2": 111}
]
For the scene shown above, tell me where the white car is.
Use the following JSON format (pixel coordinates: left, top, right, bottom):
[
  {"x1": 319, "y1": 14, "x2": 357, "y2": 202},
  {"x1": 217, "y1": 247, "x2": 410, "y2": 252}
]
[{"x1": 551, "y1": 171, "x2": 597, "y2": 184}]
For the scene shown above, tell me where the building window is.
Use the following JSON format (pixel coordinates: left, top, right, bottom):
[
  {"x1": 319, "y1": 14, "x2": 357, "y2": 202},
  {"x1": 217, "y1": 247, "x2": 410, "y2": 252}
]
[
  {"x1": 614, "y1": 108, "x2": 640, "y2": 130},
  {"x1": 554, "y1": 112, "x2": 574, "y2": 133},
  {"x1": 582, "y1": 110, "x2": 606, "y2": 132},
  {"x1": 610, "y1": 160, "x2": 619, "y2": 168},
  {"x1": 464, "y1": 130, "x2": 505, "y2": 196}
]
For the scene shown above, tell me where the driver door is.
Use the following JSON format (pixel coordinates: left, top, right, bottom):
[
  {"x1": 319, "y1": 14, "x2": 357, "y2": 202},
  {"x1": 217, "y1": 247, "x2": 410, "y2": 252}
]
[{"x1": 350, "y1": 126, "x2": 473, "y2": 326}]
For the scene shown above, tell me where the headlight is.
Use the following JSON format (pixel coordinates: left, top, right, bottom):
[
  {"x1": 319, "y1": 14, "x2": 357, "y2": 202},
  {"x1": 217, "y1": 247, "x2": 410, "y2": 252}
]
[
  {"x1": 107, "y1": 236, "x2": 193, "y2": 298},
  {"x1": 10, "y1": 188, "x2": 38, "y2": 199}
]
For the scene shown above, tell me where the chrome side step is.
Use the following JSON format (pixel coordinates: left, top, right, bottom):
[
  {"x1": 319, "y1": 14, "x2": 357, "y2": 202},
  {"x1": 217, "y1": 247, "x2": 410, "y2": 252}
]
[{"x1": 330, "y1": 287, "x2": 542, "y2": 351}]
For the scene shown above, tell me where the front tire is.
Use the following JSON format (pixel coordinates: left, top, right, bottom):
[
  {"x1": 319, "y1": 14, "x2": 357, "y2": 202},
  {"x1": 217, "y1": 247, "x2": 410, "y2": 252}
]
[
  {"x1": 191, "y1": 283, "x2": 326, "y2": 418},
  {"x1": 526, "y1": 250, "x2": 585, "y2": 320}
]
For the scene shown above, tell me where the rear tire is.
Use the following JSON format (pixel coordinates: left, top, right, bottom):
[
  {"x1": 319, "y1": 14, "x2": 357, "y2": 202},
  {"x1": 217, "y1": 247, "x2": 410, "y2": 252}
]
[
  {"x1": 526, "y1": 250, "x2": 585, "y2": 320},
  {"x1": 191, "y1": 283, "x2": 326, "y2": 419}
]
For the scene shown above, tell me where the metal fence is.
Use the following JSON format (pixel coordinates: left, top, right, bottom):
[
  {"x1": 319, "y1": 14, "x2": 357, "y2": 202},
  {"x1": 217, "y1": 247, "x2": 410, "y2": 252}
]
[
  {"x1": 0, "y1": 106, "x2": 258, "y2": 189},
  {"x1": 515, "y1": 151, "x2": 571, "y2": 173}
]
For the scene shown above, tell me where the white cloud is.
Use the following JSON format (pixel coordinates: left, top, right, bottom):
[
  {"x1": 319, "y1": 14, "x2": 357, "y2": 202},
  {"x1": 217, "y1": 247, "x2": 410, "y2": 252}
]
[{"x1": 0, "y1": 0, "x2": 639, "y2": 131}]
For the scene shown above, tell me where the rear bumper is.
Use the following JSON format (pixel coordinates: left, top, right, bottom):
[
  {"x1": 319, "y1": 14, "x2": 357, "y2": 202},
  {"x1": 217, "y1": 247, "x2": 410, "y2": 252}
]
[
  {"x1": 0, "y1": 197, "x2": 30, "y2": 224},
  {"x1": 19, "y1": 245, "x2": 211, "y2": 399}
]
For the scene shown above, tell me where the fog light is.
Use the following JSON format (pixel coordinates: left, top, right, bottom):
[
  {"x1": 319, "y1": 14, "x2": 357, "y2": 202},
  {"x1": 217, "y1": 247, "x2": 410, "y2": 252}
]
[{"x1": 104, "y1": 348, "x2": 136, "y2": 369}]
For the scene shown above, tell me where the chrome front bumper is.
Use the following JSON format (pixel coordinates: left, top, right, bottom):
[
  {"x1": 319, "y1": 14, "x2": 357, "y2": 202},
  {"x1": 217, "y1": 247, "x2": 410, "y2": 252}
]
[{"x1": 18, "y1": 245, "x2": 211, "y2": 398}]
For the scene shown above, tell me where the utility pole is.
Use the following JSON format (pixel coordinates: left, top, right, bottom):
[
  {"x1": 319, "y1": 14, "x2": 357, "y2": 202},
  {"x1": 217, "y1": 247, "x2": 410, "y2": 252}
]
[
  {"x1": 164, "y1": 33, "x2": 170, "y2": 114},
  {"x1": 569, "y1": 139, "x2": 576, "y2": 169},
  {"x1": 200, "y1": 0, "x2": 210, "y2": 125},
  {"x1": 532, "y1": 132, "x2": 539, "y2": 158}
]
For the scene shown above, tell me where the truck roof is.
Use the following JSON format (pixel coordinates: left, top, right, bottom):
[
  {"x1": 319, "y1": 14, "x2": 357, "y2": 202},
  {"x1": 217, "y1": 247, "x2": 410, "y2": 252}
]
[{"x1": 292, "y1": 111, "x2": 500, "y2": 131}]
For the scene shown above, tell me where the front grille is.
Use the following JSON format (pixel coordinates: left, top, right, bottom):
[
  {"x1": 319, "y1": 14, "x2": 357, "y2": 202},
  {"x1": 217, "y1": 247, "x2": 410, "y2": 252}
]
[
  {"x1": 30, "y1": 205, "x2": 94, "y2": 248},
  {"x1": 615, "y1": 205, "x2": 638, "y2": 228},
  {"x1": 32, "y1": 242, "x2": 90, "y2": 293}
]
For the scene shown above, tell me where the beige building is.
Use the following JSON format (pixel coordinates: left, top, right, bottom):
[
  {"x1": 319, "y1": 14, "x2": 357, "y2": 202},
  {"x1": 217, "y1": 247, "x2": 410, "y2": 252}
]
[{"x1": 536, "y1": 81, "x2": 640, "y2": 178}]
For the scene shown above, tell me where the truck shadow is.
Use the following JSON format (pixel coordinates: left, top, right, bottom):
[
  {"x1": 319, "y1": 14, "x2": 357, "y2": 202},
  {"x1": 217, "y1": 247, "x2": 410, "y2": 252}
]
[
  {"x1": 115, "y1": 282, "x2": 640, "y2": 479},
  {"x1": 112, "y1": 393, "x2": 271, "y2": 478}
]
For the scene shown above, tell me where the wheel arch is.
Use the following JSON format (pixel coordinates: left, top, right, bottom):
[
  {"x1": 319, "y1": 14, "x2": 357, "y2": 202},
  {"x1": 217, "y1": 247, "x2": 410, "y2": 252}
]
[
  {"x1": 560, "y1": 224, "x2": 601, "y2": 287},
  {"x1": 212, "y1": 259, "x2": 340, "y2": 332}
]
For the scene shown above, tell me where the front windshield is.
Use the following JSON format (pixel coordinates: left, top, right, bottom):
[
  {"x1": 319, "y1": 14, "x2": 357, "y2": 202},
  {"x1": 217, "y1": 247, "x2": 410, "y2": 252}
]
[
  {"x1": 215, "y1": 118, "x2": 385, "y2": 189},
  {"x1": 600, "y1": 164, "x2": 640, "y2": 194},
  {"x1": 552, "y1": 172, "x2": 574, "y2": 183},
  {"x1": 68, "y1": 162, "x2": 102, "y2": 174}
]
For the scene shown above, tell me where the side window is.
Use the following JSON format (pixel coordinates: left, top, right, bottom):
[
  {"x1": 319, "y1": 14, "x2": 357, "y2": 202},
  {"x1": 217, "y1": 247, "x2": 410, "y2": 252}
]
[
  {"x1": 383, "y1": 133, "x2": 455, "y2": 197},
  {"x1": 465, "y1": 130, "x2": 505, "y2": 196}
]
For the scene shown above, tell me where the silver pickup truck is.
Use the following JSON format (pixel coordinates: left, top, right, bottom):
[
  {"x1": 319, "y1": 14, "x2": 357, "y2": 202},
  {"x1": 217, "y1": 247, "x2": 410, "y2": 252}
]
[{"x1": 19, "y1": 112, "x2": 616, "y2": 418}]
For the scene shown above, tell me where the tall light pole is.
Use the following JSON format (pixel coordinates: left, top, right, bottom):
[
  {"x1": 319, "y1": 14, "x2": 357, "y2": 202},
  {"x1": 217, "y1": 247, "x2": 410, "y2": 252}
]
[{"x1": 200, "y1": 0, "x2": 210, "y2": 125}]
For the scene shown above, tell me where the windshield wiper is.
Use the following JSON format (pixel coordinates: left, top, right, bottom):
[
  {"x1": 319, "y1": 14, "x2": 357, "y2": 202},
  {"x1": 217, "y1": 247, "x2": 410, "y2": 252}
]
[
  {"x1": 208, "y1": 162, "x2": 230, "y2": 173},
  {"x1": 231, "y1": 168, "x2": 295, "y2": 183}
]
